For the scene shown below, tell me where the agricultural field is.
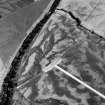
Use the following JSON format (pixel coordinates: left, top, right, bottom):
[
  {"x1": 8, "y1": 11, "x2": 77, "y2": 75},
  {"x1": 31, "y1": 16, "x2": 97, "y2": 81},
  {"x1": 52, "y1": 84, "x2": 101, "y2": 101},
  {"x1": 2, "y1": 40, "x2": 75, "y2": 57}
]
[{"x1": 0, "y1": 0, "x2": 105, "y2": 105}]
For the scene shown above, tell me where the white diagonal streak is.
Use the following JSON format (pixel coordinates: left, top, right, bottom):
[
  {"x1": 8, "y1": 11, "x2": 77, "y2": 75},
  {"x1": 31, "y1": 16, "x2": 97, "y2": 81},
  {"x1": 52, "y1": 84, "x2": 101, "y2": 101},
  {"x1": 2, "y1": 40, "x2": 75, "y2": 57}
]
[{"x1": 55, "y1": 65, "x2": 105, "y2": 100}]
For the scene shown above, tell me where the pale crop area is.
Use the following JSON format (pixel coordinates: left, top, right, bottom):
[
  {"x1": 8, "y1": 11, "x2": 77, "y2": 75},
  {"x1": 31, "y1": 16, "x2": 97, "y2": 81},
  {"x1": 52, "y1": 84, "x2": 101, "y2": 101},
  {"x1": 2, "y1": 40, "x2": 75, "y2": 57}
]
[{"x1": 59, "y1": 0, "x2": 105, "y2": 38}]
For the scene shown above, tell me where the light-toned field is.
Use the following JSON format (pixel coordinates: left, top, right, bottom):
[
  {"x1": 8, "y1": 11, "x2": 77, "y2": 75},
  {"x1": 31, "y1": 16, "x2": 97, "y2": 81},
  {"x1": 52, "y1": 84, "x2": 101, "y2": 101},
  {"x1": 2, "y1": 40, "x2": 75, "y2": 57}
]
[
  {"x1": 0, "y1": 0, "x2": 51, "y2": 92},
  {"x1": 59, "y1": 0, "x2": 105, "y2": 38}
]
